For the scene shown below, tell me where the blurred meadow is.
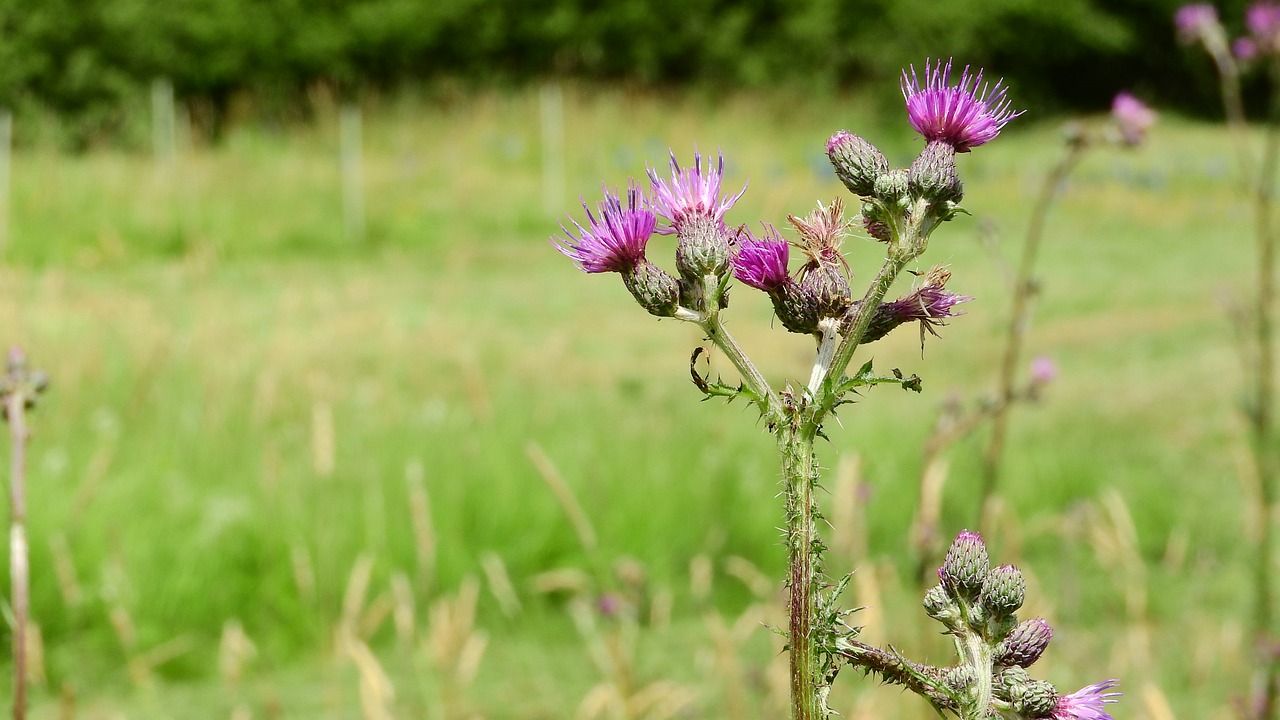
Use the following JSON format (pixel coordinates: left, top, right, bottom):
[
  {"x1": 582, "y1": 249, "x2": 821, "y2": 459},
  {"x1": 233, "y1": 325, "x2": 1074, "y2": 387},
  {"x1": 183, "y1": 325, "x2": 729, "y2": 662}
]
[{"x1": 0, "y1": 81, "x2": 1267, "y2": 719}]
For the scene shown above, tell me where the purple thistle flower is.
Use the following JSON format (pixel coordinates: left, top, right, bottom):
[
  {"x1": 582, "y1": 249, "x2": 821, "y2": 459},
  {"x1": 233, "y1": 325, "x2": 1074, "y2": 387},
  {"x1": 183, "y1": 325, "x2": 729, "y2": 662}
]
[
  {"x1": 647, "y1": 150, "x2": 746, "y2": 236},
  {"x1": 1175, "y1": 3, "x2": 1219, "y2": 43},
  {"x1": 901, "y1": 58, "x2": 1022, "y2": 152},
  {"x1": 732, "y1": 227, "x2": 791, "y2": 291},
  {"x1": 1030, "y1": 356, "x2": 1058, "y2": 385},
  {"x1": 1052, "y1": 680, "x2": 1121, "y2": 720},
  {"x1": 1248, "y1": 1, "x2": 1280, "y2": 51},
  {"x1": 1110, "y1": 92, "x2": 1157, "y2": 147},
  {"x1": 552, "y1": 182, "x2": 655, "y2": 273},
  {"x1": 1236, "y1": 35, "x2": 1260, "y2": 61}
]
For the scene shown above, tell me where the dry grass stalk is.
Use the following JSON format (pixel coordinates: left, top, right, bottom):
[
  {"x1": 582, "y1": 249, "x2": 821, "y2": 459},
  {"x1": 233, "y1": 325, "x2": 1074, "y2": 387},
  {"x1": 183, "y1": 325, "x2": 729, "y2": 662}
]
[
  {"x1": 290, "y1": 541, "x2": 317, "y2": 605},
  {"x1": 570, "y1": 599, "x2": 695, "y2": 720},
  {"x1": 689, "y1": 554, "x2": 713, "y2": 603},
  {"x1": 723, "y1": 556, "x2": 774, "y2": 601},
  {"x1": 390, "y1": 572, "x2": 416, "y2": 648},
  {"x1": 425, "y1": 577, "x2": 488, "y2": 717},
  {"x1": 480, "y1": 551, "x2": 522, "y2": 618},
  {"x1": 404, "y1": 459, "x2": 436, "y2": 589},
  {"x1": 311, "y1": 401, "x2": 335, "y2": 477},
  {"x1": 219, "y1": 619, "x2": 257, "y2": 690},
  {"x1": 48, "y1": 534, "x2": 82, "y2": 608},
  {"x1": 526, "y1": 441, "x2": 597, "y2": 552}
]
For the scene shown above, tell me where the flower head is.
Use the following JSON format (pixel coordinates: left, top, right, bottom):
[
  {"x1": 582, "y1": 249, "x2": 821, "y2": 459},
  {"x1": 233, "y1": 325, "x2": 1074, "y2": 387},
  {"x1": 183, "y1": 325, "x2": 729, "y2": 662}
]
[
  {"x1": 1030, "y1": 356, "x2": 1058, "y2": 385},
  {"x1": 1248, "y1": 2, "x2": 1280, "y2": 52},
  {"x1": 1236, "y1": 35, "x2": 1260, "y2": 61},
  {"x1": 1175, "y1": 3, "x2": 1219, "y2": 43},
  {"x1": 789, "y1": 197, "x2": 852, "y2": 268},
  {"x1": 901, "y1": 59, "x2": 1022, "y2": 152},
  {"x1": 647, "y1": 150, "x2": 746, "y2": 236},
  {"x1": 553, "y1": 183, "x2": 656, "y2": 273},
  {"x1": 1052, "y1": 680, "x2": 1121, "y2": 720},
  {"x1": 732, "y1": 226, "x2": 791, "y2": 291},
  {"x1": 859, "y1": 267, "x2": 971, "y2": 344},
  {"x1": 1110, "y1": 92, "x2": 1158, "y2": 147}
]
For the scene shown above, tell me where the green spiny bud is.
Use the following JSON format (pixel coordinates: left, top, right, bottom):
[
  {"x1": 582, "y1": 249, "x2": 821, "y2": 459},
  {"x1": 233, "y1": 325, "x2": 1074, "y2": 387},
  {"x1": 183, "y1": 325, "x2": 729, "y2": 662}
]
[
  {"x1": 995, "y1": 666, "x2": 1033, "y2": 703},
  {"x1": 674, "y1": 217, "x2": 731, "y2": 281},
  {"x1": 980, "y1": 564, "x2": 1026, "y2": 618},
  {"x1": 994, "y1": 617, "x2": 1052, "y2": 668},
  {"x1": 873, "y1": 169, "x2": 910, "y2": 206},
  {"x1": 622, "y1": 261, "x2": 680, "y2": 317},
  {"x1": 941, "y1": 665, "x2": 975, "y2": 693},
  {"x1": 922, "y1": 584, "x2": 958, "y2": 624},
  {"x1": 908, "y1": 140, "x2": 963, "y2": 205},
  {"x1": 939, "y1": 530, "x2": 990, "y2": 598},
  {"x1": 1019, "y1": 680, "x2": 1059, "y2": 718},
  {"x1": 827, "y1": 131, "x2": 888, "y2": 197},
  {"x1": 769, "y1": 282, "x2": 821, "y2": 335},
  {"x1": 860, "y1": 201, "x2": 892, "y2": 243},
  {"x1": 797, "y1": 262, "x2": 852, "y2": 319}
]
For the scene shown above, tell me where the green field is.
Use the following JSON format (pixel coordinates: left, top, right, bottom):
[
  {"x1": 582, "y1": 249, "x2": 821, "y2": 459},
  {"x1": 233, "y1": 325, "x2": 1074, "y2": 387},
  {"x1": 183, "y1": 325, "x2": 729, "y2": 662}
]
[{"x1": 0, "y1": 84, "x2": 1267, "y2": 718}]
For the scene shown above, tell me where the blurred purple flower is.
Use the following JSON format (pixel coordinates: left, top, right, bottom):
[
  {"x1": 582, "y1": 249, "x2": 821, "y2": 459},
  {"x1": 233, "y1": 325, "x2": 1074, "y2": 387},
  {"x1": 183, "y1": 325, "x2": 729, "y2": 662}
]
[
  {"x1": 1248, "y1": 1, "x2": 1280, "y2": 51},
  {"x1": 901, "y1": 58, "x2": 1022, "y2": 152},
  {"x1": 1030, "y1": 356, "x2": 1058, "y2": 385},
  {"x1": 553, "y1": 182, "x2": 655, "y2": 273},
  {"x1": 732, "y1": 227, "x2": 791, "y2": 291},
  {"x1": 1052, "y1": 680, "x2": 1121, "y2": 720},
  {"x1": 1175, "y1": 3, "x2": 1219, "y2": 43},
  {"x1": 647, "y1": 150, "x2": 746, "y2": 235},
  {"x1": 1235, "y1": 36, "x2": 1260, "y2": 61},
  {"x1": 1111, "y1": 92, "x2": 1158, "y2": 147}
]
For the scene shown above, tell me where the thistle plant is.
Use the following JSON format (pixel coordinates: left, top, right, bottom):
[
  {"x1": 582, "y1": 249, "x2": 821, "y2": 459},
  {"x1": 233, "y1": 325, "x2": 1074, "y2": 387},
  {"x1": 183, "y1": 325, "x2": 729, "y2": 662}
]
[
  {"x1": 553, "y1": 59, "x2": 1117, "y2": 719},
  {"x1": 1178, "y1": 5, "x2": 1280, "y2": 718}
]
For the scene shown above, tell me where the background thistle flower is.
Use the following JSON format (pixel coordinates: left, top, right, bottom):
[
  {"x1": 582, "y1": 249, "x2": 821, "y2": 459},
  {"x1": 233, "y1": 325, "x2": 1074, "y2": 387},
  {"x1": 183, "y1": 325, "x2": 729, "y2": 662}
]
[
  {"x1": 1175, "y1": 3, "x2": 1220, "y2": 43},
  {"x1": 902, "y1": 58, "x2": 1023, "y2": 153},
  {"x1": 553, "y1": 183, "x2": 656, "y2": 274},
  {"x1": 1110, "y1": 92, "x2": 1158, "y2": 147}
]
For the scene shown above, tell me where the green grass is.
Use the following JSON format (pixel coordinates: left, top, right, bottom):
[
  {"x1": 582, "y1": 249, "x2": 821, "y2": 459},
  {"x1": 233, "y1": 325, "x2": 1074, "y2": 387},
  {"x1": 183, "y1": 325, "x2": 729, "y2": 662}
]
[{"x1": 0, "y1": 84, "x2": 1267, "y2": 717}]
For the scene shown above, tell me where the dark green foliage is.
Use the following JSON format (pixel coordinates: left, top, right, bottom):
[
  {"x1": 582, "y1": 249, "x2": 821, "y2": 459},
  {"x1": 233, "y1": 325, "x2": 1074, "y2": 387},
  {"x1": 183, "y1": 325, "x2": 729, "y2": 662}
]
[{"x1": 0, "y1": 0, "x2": 1234, "y2": 144}]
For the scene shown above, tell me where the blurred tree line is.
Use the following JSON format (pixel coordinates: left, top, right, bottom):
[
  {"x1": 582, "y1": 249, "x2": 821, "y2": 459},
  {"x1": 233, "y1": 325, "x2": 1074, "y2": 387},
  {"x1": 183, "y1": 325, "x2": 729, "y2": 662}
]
[{"x1": 0, "y1": 0, "x2": 1237, "y2": 146}]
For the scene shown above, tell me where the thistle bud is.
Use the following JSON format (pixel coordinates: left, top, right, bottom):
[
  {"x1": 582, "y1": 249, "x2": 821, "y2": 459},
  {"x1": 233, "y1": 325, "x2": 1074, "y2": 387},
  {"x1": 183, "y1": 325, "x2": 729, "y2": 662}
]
[
  {"x1": 908, "y1": 140, "x2": 963, "y2": 205},
  {"x1": 798, "y1": 262, "x2": 852, "y2": 319},
  {"x1": 922, "y1": 584, "x2": 958, "y2": 623},
  {"x1": 995, "y1": 666, "x2": 1033, "y2": 702},
  {"x1": 980, "y1": 564, "x2": 1026, "y2": 618},
  {"x1": 770, "y1": 282, "x2": 822, "y2": 336},
  {"x1": 674, "y1": 220, "x2": 732, "y2": 281},
  {"x1": 622, "y1": 260, "x2": 680, "y2": 317},
  {"x1": 941, "y1": 665, "x2": 974, "y2": 693},
  {"x1": 1019, "y1": 680, "x2": 1059, "y2": 717},
  {"x1": 994, "y1": 617, "x2": 1053, "y2": 668},
  {"x1": 939, "y1": 530, "x2": 990, "y2": 598},
  {"x1": 873, "y1": 169, "x2": 910, "y2": 206},
  {"x1": 827, "y1": 130, "x2": 888, "y2": 197}
]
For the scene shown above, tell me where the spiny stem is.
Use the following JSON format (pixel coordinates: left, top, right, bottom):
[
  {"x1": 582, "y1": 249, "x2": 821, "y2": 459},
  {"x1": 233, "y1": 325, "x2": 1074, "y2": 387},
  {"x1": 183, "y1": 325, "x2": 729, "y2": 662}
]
[
  {"x1": 782, "y1": 419, "x2": 821, "y2": 720},
  {"x1": 978, "y1": 138, "x2": 1088, "y2": 529}
]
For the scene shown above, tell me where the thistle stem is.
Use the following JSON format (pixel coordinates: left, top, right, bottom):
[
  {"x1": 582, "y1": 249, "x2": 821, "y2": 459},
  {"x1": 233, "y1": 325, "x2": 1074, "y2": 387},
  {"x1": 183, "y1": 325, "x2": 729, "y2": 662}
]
[
  {"x1": 978, "y1": 138, "x2": 1088, "y2": 528},
  {"x1": 781, "y1": 419, "x2": 821, "y2": 720}
]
